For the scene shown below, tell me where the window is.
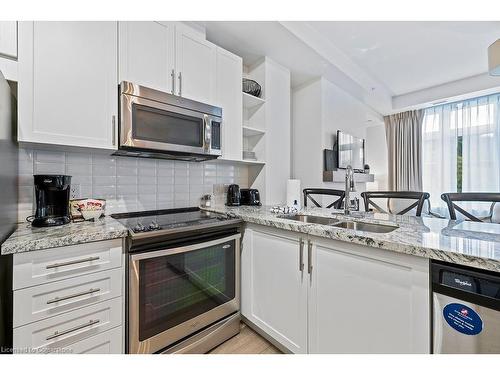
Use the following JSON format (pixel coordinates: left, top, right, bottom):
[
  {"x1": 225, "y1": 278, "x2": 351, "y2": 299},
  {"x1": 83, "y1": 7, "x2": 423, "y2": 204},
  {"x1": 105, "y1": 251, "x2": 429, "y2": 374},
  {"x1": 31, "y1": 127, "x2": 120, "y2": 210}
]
[{"x1": 422, "y1": 93, "x2": 500, "y2": 216}]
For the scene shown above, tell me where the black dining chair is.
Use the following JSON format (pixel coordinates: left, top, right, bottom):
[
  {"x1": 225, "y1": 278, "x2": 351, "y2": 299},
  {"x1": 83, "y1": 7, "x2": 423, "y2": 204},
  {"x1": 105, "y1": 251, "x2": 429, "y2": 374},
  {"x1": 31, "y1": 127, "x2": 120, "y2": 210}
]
[
  {"x1": 440, "y1": 192, "x2": 500, "y2": 222},
  {"x1": 360, "y1": 191, "x2": 430, "y2": 217},
  {"x1": 303, "y1": 188, "x2": 345, "y2": 209}
]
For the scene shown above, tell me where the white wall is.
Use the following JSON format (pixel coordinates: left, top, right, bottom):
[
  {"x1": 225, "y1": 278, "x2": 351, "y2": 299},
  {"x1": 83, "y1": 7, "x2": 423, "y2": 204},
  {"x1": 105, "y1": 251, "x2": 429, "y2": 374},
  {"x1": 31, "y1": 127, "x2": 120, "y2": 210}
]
[
  {"x1": 365, "y1": 124, "x2": 388, "y2": 191},
  {"x1": 292, "y1": 78, "x2": 323, "y2": 188},
  {"x1": 264, "y1": 58, "x2": 291, "y2": 205},
  {"x1": 292, "y1": 77, "x2": 385, "y2": 206},
  {"x1": 322, "y1": 78, "x2": 371, "y2": 146}
]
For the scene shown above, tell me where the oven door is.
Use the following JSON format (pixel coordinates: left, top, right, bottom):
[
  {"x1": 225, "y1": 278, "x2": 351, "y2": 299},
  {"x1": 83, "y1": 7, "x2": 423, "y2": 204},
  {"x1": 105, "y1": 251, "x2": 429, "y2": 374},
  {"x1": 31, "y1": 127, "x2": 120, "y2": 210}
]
[
  {"x1": 120, "y1": 93, "x2": 219, "y2": 156},
  {"x1": 128, "y1": 233, "x2": 240, "y2": 354}
]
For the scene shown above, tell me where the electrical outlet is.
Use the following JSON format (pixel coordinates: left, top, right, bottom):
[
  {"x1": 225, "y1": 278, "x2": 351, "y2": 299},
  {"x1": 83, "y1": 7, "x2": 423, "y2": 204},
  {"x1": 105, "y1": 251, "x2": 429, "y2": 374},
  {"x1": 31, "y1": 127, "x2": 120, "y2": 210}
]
[{"x1": 70, "y1": 184, "x2": 81, "y2": 199}]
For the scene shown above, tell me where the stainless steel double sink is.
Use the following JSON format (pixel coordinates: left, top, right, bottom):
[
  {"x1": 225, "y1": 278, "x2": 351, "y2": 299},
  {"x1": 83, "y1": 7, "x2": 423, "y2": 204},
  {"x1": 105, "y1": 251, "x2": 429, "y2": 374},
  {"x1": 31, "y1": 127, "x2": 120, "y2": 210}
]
[{"x1": 278, "y1": 214, "x2": 398, "y2": 234}]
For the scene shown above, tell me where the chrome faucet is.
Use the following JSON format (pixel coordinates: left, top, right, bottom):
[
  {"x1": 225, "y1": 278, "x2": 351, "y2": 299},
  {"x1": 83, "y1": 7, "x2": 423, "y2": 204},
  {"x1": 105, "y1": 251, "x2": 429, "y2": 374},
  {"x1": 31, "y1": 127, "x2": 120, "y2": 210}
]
[{"x1": 344, "y1": 165, "x2": 356, "y2": 215}]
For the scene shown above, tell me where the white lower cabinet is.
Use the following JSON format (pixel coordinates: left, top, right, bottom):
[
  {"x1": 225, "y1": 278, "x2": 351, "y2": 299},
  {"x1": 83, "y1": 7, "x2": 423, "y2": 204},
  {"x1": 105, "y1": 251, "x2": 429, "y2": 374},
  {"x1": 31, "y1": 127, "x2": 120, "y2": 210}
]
[
  {"x1": 14, "y1": 268, "x2": 123, "y2": 327},
  {"x1": 12, "y1": 239, "x2": 125, "y2": 354},
  {"x1": 13, "y1": 297, "x2": 122, "y2": 353},
  {"x1": 241, "y1": 224, "x2": 430, "y2": 354},
  {"x1": 309, "y1": 236, "x2": 430, "y2": 353},
  {"x1": 241, "y1": 225, "x2": 308, "y2": 353},
  {"x1": 64, "y1": 326, "x2": 122, "y2": 354}
]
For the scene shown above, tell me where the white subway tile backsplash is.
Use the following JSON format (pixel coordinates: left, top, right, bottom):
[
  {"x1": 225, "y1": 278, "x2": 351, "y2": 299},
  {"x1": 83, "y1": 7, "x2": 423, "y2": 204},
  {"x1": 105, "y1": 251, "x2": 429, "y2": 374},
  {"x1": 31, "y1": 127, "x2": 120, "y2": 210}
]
[
  {"x1": 35, "y1": 150, "x2": 65, "y2": 163},
  {"x1": 65, "y1": 152, "x2": 92, "y2": 164},
  {"x1": 18, "y1": 174, "x2": 33, "y2": 187},
  {"x1": 35, "y1": 162, "x2": 65, "y2": 174},
  {"x1": 92, "y1": 175, "x2": 116, "y2": 186},
  {"x1": 18, "y1": 147, "x2": 249, "y2": 221},
  {"x1": 117, "y1": 166, "x2": 138, "y2": 176},
  {"x1": 117, "y1": 184, "x2": 137, "y2": 195},
  {"x1": 92, "y1": 185, "x2": 116, "y2": 198},
  {"x1": 117, "y1": 175, "x2": 138, "y2": 185},
  {"x1": 138, "y1": 167, "x2": 156, "y2": 177},
  {"x1": 19, "y1": 186, "x2": 34, "y2": 203},
  {"x1": 92, "y1": 164, "x2": 115, "y2": 176},
  {"x1": 138, "y1": 183, "x2": 156, "y2": 195},
  {"x1": 66, "y1": 163, "x2": 92, "y2": 176}
]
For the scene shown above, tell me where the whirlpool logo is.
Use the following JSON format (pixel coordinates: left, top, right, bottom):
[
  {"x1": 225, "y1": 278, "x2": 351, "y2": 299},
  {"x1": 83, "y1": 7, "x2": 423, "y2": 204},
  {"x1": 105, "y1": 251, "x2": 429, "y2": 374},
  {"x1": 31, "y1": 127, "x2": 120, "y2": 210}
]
[{"x1": 454, "y1": 278, "x2": 472, "y2": 287}]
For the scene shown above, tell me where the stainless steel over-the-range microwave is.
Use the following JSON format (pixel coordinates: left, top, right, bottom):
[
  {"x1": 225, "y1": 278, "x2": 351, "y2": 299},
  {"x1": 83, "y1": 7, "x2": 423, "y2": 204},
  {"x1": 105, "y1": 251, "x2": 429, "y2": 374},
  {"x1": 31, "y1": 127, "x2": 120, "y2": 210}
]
[{"x1": 115, "y1": 81, "x2": 222, "y2": 161}]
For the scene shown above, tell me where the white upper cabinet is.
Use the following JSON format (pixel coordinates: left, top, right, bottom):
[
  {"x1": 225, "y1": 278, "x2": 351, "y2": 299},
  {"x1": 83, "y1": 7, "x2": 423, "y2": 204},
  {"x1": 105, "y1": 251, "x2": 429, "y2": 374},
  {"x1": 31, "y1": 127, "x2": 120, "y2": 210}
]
[
  {"x1": 119, "y1": 21, "x2": 175, "y2": 93},
  {"x1": 18, "y1": 22, "x2": 118, "y2": 149},
  {"x1": 119, "y1": 21, "x2": 217, "y2": 104},
  {"x1": 175, "y1": 23, "x2": 216, "y2": 104},
  {"x1": 216, "y1": 47, "x2": 243, "y2": 160},
  {"x1": 0, "y1": 21, "x2": 17, "y2": 59}
]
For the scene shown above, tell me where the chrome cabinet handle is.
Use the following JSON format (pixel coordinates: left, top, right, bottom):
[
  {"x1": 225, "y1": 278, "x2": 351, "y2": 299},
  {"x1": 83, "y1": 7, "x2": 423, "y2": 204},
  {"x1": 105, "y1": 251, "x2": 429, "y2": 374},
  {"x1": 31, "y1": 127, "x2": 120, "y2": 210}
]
[
  {"x1": 307, "y1": 240, "x2": 313, "y2": 274},
  {"x1": 171, "y1": 69, "x2": 175, "y2": 94},
  {"x1": 46, "y1": 256, "x2": 100, "y2": 269},
  {"x1": 46, "y1": 288, "x2": 101, "y2": 305},
  {"x1": 178, "y1": 71, "x2": 182, "y2": 96},
  {"x1": 46, "y1": 319, "x2": 100, "y2": 341},
  {"x1": 299, "y1": 238, "x2": 304, "y2": 272},
  {"x1": 112, "y1": 115, "x2": 116, "y2": 146}
]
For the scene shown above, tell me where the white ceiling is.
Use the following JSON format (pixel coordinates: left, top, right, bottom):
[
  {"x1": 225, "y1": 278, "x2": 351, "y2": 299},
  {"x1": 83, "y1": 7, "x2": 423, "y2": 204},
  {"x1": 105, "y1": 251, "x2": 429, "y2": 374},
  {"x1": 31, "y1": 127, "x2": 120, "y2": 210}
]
[
  {"x1": 306, "y1": 21, "x2": 500, "y2": 96},
  {"x1": 204, "y1": 21, "x2": 500, "y2": 115}
]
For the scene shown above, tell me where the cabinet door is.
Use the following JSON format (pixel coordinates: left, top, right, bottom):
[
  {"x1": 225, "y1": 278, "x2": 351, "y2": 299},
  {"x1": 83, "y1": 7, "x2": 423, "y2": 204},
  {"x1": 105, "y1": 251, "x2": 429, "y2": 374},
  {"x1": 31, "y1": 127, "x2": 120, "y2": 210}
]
[
  {"x1": 241, "y1": 224, "x2": 308, "y2": 353},
  {"x1": 18, "y1": 21, "x2": 118, "y2": 149},
  {"x1": 308, "y1": 236, "x2": 430, "y2": 353},
  {"x1": 0, "y1": 21, "x2": 17, "y2": 59},
  {"x1": 216, "y1": 47, "x2": 243, "y2": 160},
  {"x1": 119, "y1": 21, "x2": 174, "y2": 93},
  {"x1": 175, "y1": 24, "x2": 216, "y2": 104}
]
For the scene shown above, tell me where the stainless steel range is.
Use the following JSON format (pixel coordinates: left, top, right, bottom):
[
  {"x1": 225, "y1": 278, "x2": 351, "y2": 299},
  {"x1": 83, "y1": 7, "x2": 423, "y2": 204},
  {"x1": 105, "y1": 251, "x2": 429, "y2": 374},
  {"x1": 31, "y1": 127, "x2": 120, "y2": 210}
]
[{"x1": 111, "y1": 207, "x2": 242, "y2": 354}]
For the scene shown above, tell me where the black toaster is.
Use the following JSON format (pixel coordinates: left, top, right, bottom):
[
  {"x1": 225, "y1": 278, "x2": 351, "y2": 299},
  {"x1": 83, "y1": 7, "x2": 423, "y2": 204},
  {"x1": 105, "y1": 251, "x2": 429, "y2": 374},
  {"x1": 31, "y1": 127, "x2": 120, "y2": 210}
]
[{"x1": 240, "y1": 188, "x2": 261, "y2": 206}]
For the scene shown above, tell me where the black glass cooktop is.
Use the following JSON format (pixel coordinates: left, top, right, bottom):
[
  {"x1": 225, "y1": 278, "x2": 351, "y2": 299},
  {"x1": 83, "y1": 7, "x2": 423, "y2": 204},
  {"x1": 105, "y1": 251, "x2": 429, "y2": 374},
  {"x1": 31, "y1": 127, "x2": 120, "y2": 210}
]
[{"x1": 111, "y1": 207, "x2": 232, "y2": 234}]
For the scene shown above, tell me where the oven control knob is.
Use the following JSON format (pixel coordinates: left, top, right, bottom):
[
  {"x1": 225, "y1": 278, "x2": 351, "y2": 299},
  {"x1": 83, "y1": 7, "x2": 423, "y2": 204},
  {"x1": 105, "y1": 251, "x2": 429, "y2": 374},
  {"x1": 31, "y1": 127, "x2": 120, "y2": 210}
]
[
  {"x1": 134, "y1": 223, "x2": 146, "y2": 232},
  {"x1": 149, "y1": 221, "x2": 161, "y2": 231}
]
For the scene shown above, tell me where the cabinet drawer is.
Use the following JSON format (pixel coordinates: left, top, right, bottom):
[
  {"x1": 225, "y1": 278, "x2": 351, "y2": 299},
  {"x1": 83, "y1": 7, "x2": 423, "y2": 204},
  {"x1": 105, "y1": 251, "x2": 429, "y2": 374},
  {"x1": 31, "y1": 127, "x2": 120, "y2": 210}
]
[
  {"x1": 14, "y1": 268, "x2": 123, "y2": 327},
  {"x1": 13, "y1": 239, "x2": 122, "y2": 290},
  {"x1": 63, "y1": 326, "x2": 123, "y2": 354},
  {"x1": 13, "y1": 297, "x2": 122, "y2": 352}
]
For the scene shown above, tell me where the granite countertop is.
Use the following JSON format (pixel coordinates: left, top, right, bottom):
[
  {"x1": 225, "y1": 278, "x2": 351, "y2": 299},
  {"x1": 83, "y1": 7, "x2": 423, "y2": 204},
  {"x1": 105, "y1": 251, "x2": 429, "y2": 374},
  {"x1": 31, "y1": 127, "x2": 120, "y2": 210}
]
[
  {"x1": 204, "y1": 205, "x2": 500, "y2": 273},
  {"x1": 1, "y1": 216, "x2": 129, "y2": 255}
]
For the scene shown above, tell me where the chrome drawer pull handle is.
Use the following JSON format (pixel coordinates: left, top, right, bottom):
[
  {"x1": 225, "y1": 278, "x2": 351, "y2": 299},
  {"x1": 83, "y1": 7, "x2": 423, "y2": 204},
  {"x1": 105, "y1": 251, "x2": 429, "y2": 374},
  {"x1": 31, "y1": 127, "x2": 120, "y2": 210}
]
[
  {"x1": 46, "y1": 319, "x2": 100, "y2": 341},
  {"x1": 46, "y1": 256, "x2": 100, "y2": 269},
  {"x1": 46, "y1": 288, "x2": 101, "y2": 305}
]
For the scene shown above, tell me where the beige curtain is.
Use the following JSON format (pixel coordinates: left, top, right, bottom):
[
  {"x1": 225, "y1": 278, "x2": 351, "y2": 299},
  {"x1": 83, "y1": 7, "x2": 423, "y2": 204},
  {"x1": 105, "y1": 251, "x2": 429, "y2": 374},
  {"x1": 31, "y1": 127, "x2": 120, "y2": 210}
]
[{"x1": 384, "y1": 109, "x2": 424, "y2": 191}]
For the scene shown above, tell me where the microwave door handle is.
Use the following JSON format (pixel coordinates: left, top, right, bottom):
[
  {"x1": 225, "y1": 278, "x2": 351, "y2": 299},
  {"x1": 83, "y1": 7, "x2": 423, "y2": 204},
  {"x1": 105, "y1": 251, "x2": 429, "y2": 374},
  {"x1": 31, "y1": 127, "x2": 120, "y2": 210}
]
[{"x1": 203, "y1": 116, "x2": 211, "y2": 153}]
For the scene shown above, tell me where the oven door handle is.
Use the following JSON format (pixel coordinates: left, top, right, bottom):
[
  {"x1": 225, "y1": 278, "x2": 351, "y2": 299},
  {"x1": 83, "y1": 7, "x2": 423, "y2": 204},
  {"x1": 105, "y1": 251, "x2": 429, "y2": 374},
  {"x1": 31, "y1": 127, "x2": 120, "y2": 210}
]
[{"x1": 130, "y1": 233, "x2": 241, "y2": 261}]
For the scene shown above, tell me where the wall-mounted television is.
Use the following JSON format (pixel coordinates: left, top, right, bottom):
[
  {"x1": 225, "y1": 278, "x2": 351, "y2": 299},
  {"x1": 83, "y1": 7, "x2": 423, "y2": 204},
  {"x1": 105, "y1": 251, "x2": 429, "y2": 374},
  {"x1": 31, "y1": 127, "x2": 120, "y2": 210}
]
[{"x1": 336, "y1": 130, "x2": 365, "y2": 170}]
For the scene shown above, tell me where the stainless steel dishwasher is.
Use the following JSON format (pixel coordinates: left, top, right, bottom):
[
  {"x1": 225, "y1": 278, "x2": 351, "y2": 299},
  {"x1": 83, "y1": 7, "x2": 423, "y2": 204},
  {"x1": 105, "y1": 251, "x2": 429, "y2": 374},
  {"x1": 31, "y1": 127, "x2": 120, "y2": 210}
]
[{"x1": 432, "y1": 261, "x2": 500, "y2": 353}]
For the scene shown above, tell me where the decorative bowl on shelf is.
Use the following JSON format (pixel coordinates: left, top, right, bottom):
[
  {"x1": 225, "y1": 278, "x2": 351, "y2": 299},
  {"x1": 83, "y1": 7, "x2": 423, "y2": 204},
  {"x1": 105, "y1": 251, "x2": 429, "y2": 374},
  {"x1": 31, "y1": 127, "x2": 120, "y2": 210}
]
[{"x1": 242, "y1": 79, "x2": 262, "y2": 98}]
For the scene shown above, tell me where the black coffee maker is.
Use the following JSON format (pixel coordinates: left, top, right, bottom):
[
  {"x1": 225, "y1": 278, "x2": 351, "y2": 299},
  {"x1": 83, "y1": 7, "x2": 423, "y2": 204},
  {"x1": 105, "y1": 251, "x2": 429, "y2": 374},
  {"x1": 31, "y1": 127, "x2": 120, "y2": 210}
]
[{"x1": 32, "y1": 175, "x2": 72, "y2": 227}]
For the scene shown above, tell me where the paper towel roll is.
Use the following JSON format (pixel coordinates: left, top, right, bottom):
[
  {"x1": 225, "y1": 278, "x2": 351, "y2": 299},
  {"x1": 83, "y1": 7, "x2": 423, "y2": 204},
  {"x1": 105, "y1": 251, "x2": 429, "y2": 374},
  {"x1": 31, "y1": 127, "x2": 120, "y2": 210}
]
[{"x1": 286, "y1": 179, "x2": 301, "y2": 208}]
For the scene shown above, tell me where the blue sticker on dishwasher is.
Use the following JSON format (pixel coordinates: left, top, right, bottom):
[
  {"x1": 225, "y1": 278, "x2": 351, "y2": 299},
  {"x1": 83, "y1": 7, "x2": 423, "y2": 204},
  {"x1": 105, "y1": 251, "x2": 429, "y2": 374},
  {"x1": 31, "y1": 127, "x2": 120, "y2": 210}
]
[{"x1": 443, "y1": 303, "x2": 483, "y2": 335}]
